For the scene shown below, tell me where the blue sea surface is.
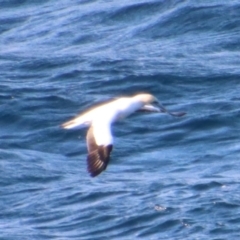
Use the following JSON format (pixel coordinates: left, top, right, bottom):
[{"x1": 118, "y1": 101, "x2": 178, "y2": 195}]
[{"x1": 1, "y1": 0, "x2": 240, "y2": 239}]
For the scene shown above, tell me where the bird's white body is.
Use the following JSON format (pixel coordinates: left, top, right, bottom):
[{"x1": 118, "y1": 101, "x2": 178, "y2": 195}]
[
  {"x1": 62, "y1": 96, "x2": 158, "y2": 146},
  {"x1": 63, "y1": 97, "x2": 146, "y2": 128}
]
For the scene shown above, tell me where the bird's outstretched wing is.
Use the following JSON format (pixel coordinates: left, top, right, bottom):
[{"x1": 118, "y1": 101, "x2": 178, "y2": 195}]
[{"x1": 86, "y1": 125, "x2": 113, "y2": 177}]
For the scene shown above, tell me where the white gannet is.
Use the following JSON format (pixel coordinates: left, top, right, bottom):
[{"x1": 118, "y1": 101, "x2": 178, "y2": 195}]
[{"x1": 61, "y1": 93, "x2": 185, "y2": 177}]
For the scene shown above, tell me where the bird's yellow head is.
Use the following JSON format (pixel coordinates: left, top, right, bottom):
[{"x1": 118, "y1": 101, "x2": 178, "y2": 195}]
[
  {"x1": 132, "y1": 93, "x2": 158, "y2": 104},
  {"x1": 132, "y1": 93, "x2": 167, "y2": 113}
]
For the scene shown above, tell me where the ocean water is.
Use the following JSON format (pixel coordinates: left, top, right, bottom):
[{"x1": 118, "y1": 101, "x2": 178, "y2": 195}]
[{"x1": 1, "y1": 0, "x2": 240, "y2": 239}]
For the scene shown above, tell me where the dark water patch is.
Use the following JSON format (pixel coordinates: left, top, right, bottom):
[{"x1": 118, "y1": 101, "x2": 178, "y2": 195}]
[
  {"x1": 137, "y1": 2, "x2": 240, "y2": 40},
  {"x1": 108, "y1": 1, "x2": 165, "y2": 25},
  {"x1": 214, "y1": 201, "x2": 240, "y2": 210},
  {"x1": 229, "y1": 217, "x2": 240, "y2": 224},
  {"x1": 14, "y1": 57, "x2": 74, "y2": 72},
  {"x1": 138, "y1": 219, "x2": 180, "y2": 237},
  {"x1": 0, "y1": 15, "x2": 29, "y2": 34},
  {"x1": 191, "y1": 181, "x2": 223, "y2": 191},
  {"x1": 52, "y1": 69, "x2": 84, "y2": 81},
  {"x1": 1, "y1": 0, "x2": 51, "y2": 8}
]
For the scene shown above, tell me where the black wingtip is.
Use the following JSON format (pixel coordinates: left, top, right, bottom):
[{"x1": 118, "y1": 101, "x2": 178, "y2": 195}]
[
  {"x1": 87, "y1": 152, "x2": 107, "y2": 177},
  {"x1": 87, "y1": 145, "x2": 113, "y2": 177}
]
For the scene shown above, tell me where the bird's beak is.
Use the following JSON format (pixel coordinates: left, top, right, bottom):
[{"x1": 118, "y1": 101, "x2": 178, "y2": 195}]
[{"x1": 157, "y1": 102, "x2": 186, "y2": 117}]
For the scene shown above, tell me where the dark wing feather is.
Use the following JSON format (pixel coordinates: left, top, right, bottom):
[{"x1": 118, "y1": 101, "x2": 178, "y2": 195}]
[{"x1": 86, "y1": 126, "x2": 113, "y2": 177}]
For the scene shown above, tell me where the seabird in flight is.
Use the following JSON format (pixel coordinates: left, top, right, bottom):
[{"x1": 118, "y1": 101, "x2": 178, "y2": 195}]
[{"x1": 61, "y1": 93, "x2": 185, "y2": 177}]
